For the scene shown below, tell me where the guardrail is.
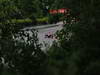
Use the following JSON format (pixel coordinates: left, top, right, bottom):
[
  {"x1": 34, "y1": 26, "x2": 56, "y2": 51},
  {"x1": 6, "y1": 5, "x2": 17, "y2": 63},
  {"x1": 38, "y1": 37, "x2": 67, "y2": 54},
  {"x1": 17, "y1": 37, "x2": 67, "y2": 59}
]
[{"x1": 22, "y1": 23, "x2": 63, "y2": 30}]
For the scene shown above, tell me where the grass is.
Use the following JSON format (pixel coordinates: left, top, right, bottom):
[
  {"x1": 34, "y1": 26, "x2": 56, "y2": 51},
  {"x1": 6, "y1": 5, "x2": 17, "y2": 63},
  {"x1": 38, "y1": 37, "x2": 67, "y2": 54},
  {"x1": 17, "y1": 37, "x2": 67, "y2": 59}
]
[
  {"x1": 7, "y1": 19, "x2": 32, "y2": 24},
  {"x1": 36, "y1": 17, "x2": 49, "y2": 23}
]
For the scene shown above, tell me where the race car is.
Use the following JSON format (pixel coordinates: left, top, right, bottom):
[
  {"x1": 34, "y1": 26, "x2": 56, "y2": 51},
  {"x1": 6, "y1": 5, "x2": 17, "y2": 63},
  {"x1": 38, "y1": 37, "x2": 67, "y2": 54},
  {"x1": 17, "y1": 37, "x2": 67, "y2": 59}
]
[{"x1": 44, "y1": 32, "x2": 53, "y2": 38}]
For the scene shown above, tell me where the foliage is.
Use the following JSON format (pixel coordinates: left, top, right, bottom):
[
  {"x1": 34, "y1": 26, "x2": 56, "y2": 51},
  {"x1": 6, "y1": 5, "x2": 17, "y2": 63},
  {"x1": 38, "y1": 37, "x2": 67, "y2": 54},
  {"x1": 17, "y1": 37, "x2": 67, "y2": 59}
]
[
  {"x1": 1, "y1": 0, "x2": 100, "y2": 75},
  {"x1": 0, "y1": 0, "x2": 48, "y2": 75},
  {"x1": 0, "y1": 25, "x2": 48, "y2": 75},
  {"x1": 0, "y1": 0, "x2": 19, "y2": 21},
  {"x1": 48, "y1": 0, "x2": 100, "y2": 75}
]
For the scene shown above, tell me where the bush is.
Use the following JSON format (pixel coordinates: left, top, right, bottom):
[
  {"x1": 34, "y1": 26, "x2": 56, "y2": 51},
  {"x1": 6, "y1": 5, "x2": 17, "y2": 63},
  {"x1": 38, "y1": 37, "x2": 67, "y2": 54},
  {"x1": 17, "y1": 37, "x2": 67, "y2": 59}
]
[{"x1": 0, "y1": 22, "x2": 48, "y2": 75}]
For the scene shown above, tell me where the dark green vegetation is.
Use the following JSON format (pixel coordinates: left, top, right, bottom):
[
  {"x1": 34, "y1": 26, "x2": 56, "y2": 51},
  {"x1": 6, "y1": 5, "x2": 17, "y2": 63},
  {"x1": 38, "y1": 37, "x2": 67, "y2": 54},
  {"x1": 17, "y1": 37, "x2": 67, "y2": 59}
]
[
  {"x1": 48, "y1": 0, "x2": 100, "y2": 75},
  {"x1": 0, "y1": 0, "x2": 48, "y2": 75},
  {"x1": 0, "y1": 0, "x2": 100, "y2": 75}
]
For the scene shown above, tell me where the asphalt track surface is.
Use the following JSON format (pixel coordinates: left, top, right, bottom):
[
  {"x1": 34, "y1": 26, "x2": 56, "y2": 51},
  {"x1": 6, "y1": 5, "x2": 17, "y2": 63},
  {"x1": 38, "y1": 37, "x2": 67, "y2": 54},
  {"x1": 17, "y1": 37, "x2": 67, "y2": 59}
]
[{"x1": 22, "y1": 22, "x2": 63, "y2": 50}]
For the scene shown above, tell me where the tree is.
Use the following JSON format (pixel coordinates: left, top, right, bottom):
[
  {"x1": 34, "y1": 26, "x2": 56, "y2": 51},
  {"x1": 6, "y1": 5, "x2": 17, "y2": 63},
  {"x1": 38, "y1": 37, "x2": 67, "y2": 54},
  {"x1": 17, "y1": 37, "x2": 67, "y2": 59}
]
[
  {"x1": 0, "y1": 0, "x2": 48, "y2": 75},
  {"x1": 48, "y1": 0, "x2": 100, "y2": 75}
]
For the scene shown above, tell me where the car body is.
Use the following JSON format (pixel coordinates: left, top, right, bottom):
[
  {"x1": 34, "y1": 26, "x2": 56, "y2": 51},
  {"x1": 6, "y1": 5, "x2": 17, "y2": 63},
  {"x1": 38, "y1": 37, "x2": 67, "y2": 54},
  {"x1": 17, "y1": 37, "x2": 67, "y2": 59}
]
[{"x1": 45, "y1": 32, "x2": 53, "y2": 38}]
